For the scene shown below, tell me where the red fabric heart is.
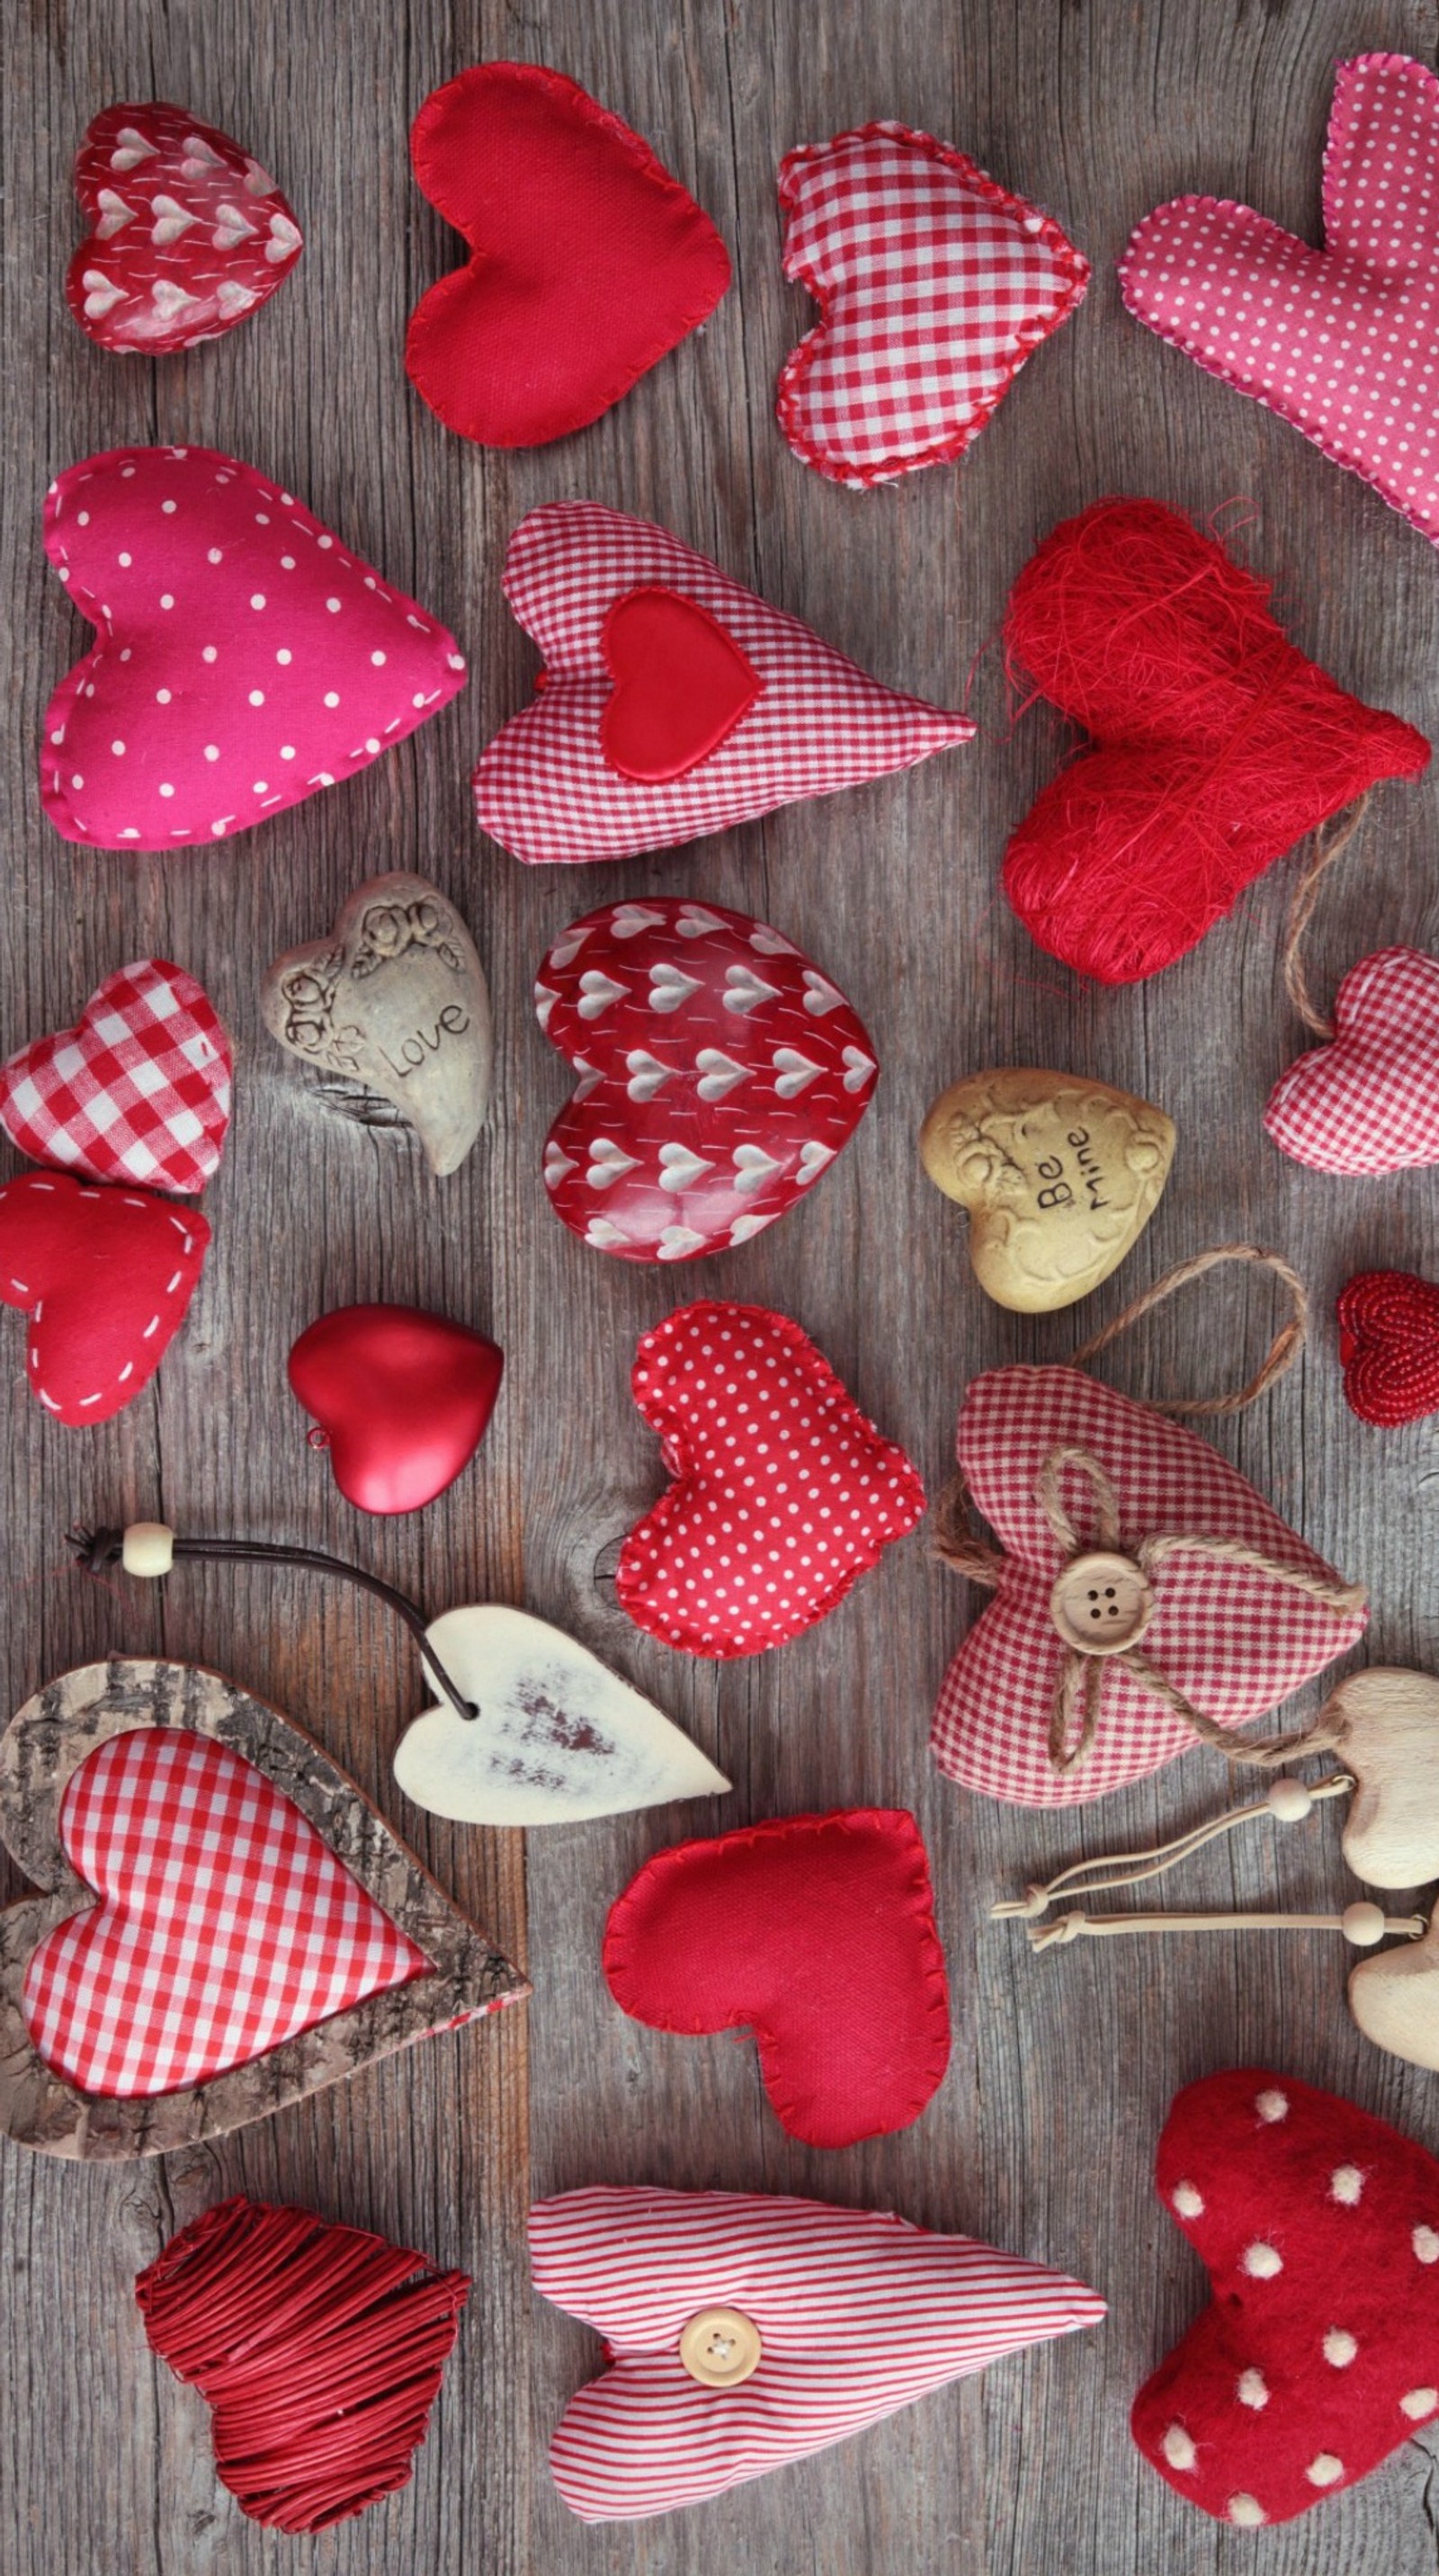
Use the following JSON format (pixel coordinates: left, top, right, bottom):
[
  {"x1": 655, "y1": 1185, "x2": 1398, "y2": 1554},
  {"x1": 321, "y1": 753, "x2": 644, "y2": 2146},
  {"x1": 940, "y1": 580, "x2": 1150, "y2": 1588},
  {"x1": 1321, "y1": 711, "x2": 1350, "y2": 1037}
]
[
  {"x1": 1265, "y1": 946, "x2": 1439, "y2": 1173},
  {"x1": 289, "y1": 1301, "x2": 504, "y2": 1514},
  {"x1": 1336, "y1": 1269, "x2": 1439, "y2": 1424},
  {"x1": 603, "y1": 1811, "x2": 949, "y2": 2148},
  {"x1": 617, "y1": 1301, "x2": 925, "y2": 1657},
  {"x1": 67, "y1": 101, "x2": 302, "y2": 353},
  {"x1": 472, "y1": 501, "x2": 972, "y2": 865},
  {"x1": 777, "y1": 121, "x2": 1088, "y2": 487},
  {"x1": 1000, "y1": 499, "x2": 1430, "y2": 983},
  {"x1": 405, "y1": 62, "x2": 730, "y2": 448},
  {"x1": 24, "y1": 1730, "x2": 428, "y2": 2097},
  {"x1": 1133, "y1": 2069, "x2": 1439, "y2": 2528},
  {"x1": 599, "y1": 590, "x2": 762, "y2": 783},
  {"x1": 0, "y1": 1170, "x2": 209, "y2": 1425},
  {"x1": 0, "y1": 960, "x2": 230, "y2": 1196},
  {"x1": 536, "y1": 896, "x2": 877, "y2": 1263},
  {"x1": 41, "y1": 446, "x2": 467, "y2": 852}
]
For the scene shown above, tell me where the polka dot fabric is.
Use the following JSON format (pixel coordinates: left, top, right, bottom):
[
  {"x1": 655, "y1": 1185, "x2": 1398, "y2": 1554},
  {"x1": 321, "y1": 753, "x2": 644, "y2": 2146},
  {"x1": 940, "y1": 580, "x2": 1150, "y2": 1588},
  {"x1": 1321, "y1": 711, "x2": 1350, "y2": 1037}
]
[
  {"x1": 41, "y1": 446, "x2": 467, "y2": 850},
  {"x1": 1121, "y1": 54, "x2": 1439, "y2": 547},
  {"x1": 1134, "y1": 2069, "x2": 1439, "y2": 2527},
  {"x1": 615, "y1": 1301, "x2": 925, "y2": 1658}
]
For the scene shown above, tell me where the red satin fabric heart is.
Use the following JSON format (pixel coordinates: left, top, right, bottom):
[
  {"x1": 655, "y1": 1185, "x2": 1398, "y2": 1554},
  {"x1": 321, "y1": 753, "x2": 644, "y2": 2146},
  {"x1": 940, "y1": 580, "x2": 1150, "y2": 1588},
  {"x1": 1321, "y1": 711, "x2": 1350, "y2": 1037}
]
[
  {"x1": 289, "y1": 1301, "x2": 504, "y2": 1513},
  {"x1": 1265, "y1": 947, "x2": 1439, "y2": 1173},
  {"x1": 406, "y1": 63, "x2": 730, "y2": 448},
  {"x1": 0, "y1": 960, "x2": 230, "y2": 1196},
  {"x1": 67, "y1": 101, "x2": 302, "y2": 353},
  {"x1": 603, "y1": 1810, "x2": 950, "y2": 2148},
  {"x1": 0, "y1": 1170, "x2": 209, "y2": 1424},
  {"x1": 599, "y1": 590, "x2": 762, "y2": 783},
  {"x1": 1337, "y1": 1269, "x2": 1439, "y2": 1424}
]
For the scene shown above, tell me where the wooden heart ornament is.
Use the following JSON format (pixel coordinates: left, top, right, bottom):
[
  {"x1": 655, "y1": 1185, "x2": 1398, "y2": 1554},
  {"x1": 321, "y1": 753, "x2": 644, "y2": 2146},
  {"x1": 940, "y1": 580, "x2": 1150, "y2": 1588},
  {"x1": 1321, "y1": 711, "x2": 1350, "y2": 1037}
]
[
  {"x1": 1320, "y1": 1667, "x2": 1439, "y2": 1888},
  {"x1": 0, "y1": 959, "x2": 230, "y2": 1197},
  {"x1": 0, "y1": 1658, "x2": 524, "y2": 2157},
  {"x1": 919, "y1": 1069, "x2": 1174, "y2": 1311},
  {"x1": 67, "y1": 101, "x2": 302, "y2": 353},
  {"x1": 1337, "y1": 1269, "x2": 1439, "y2": 1424},
  {"x1": 0, "y1": 1170, "x2": 209, "y2": 1423},
  {"x1": 536, "y1": 897, "x2": 877, "y2": 1263},
  {"x1": 290, "y1": 1304, "x2": 504, "y2": 1514},
  {"x1": 1265, "y1": 948, "x2": 1439, "y2": 1174},
  {"x1": 263, "y1": 873, "x2": 492, "y2": 1176}
]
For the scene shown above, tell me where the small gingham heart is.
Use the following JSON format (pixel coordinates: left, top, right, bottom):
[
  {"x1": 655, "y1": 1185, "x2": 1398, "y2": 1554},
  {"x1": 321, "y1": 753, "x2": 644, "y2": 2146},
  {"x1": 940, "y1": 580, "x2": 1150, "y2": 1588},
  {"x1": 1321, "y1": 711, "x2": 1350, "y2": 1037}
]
[
  {"x1": 1265, "y1": 948, "x2": 1439, "y2": 1174},
  {"x1": 0, "y1": 960, "x2": 231, "y2": 1196}
]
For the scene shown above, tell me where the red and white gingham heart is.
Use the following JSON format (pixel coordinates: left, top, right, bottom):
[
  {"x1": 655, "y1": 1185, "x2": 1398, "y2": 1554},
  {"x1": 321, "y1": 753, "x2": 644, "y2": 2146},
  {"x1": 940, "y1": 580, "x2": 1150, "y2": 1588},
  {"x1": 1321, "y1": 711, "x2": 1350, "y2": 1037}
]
[
  {"x1": 1265, "y1": 947, "x2": 1439, "y2": 1174},
  {"x1": 0, "y1": 960, "x2": 231, "y2": 1196}
]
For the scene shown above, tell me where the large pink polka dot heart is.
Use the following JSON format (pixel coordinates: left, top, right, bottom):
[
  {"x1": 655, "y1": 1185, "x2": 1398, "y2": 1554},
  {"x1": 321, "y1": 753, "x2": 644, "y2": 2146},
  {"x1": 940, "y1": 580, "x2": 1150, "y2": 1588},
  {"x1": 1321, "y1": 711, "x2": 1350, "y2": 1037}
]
[{"x1": 40, "y1": 446, "x2": 467, "y2": 850}]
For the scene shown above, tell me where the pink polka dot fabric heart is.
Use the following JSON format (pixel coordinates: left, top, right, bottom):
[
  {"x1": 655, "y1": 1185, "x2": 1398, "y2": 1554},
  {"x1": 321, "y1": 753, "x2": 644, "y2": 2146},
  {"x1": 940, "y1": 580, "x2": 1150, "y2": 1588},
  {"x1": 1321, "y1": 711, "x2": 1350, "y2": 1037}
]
[
  {"x1": 616, "y1": 1301, "x2": 925, "y2": 1658},
  {"x1": 1265, "y1": 946, "x2": 1439, "y2": 1174},
  {"x1": 41, "y1": 446, "x2": 467, "y2": 849},
  {"x1": 1122, "y1": 53, "x2": 1439, "y2": 547}
]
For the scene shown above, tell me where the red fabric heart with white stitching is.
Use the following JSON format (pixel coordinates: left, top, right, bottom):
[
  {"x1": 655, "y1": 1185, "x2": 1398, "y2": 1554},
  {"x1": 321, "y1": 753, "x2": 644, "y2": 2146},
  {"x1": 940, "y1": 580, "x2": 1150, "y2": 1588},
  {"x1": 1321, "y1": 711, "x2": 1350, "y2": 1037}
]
[
  {"x1": 535, "y1": 897, "x2": 877, "y2": 1263},
  {"x1": 0, "y1": 1170, "x2": 209, "y2": 1424},
  {"x1": 617, "y1": 1301, "x2": 925, "y2": 1657},
  {"x1": 599, "y1": 591, "x2": 762, "y2": 783},
  {"x1": 1265, "y1": 947, "x2": 1439, "y2": 1173},
  {"x1": 1336, "y1": 1269, "x2": 1439, "y2": 1424},
  {"x1": 41, "y1": 446, "x2": 466, "y2": 852},
  {"x1": 67, "y1": 101, "x2": 302, "y2": 353},
  {"x1": 0, "y1": 960, "x2": 231, "y2": 1196},
  {"x1": 406, "y1": 62, "x2": 730, "y2": 448}
]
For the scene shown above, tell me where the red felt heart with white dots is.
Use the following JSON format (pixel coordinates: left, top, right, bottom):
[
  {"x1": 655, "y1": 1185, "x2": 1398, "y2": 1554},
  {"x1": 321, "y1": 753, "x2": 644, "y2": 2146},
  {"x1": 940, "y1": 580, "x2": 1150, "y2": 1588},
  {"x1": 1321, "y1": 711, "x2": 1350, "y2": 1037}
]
[{"x1": 67, "y1": 101, "x2": 302, "y2": 354}]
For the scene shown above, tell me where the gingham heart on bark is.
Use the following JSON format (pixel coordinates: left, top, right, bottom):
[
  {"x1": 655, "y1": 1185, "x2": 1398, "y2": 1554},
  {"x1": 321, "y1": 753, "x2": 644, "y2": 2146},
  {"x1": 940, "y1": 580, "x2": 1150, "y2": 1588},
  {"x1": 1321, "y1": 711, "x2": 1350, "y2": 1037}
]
[
  {"x1": 1121, "y1": 54, "x2": 1439, "y2": 547},
  {"x1": 776, "y1": 121, "x2": 1089, "y2": 487},
  {"x1": 931, "y1": 1366, "x2": 1368, "y2": 1808},
  {"x1": 67, "y1": 102, "x2": 302, "y2": 354},
  {"x1": 0, "y1": 1170, "x2": 209, "y2": 1425},
  {"x1": 471, "y1": 501, "x2": 972, "y2": 865},
  {"x1": 535, "y1": 897, "x2": 877, "y2": 1262},
  {"x1": 0, "y1": 961, "x2": 231, "y2": 1196},
  {"x1": 1265, "y1": 947, "x2": 1439, "y2": 1174},
  {"x1": 1336, "y1": 1270, "x2": 1439, "y2": 1425}
]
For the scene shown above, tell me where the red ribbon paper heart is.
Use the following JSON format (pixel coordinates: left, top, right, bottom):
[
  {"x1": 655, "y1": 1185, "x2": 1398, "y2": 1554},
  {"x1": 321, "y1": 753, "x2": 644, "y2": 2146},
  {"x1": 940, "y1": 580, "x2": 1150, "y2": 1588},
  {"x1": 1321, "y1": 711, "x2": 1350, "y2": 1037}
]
[
  {"x1": 1337, "y1": 1269, "x2": 1439, "y2": 1424},
  {"x1": 0, "y1": 1169, "x2": 209, "y2": 1424},
  {"x1": 67, "y1": 101, "x2": 302, "y2": 353}
]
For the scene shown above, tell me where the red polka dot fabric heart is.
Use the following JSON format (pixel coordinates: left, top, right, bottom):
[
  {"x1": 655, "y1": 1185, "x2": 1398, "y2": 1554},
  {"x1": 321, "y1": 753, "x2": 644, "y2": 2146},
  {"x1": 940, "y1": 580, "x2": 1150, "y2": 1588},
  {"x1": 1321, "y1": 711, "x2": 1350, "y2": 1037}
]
[
  {"x1": 23, "y1": 1729, "x2": 429, "y2": 2097},
  {"x1": 472, "y1": 502, "x2": 972, "y2": 866},
  {"x1": 1336, "y1": 1269, "x2": 1439, "y2": 1425},
  {"x1": 616, "y1": 1301, "x2": 925, "y2": 1658},
  {"x1": 67, "y1": 102, "x2": 302, "y2": 354},
  {"x1": 1134, "y1": 2069, "x2": 1439, "y2": 2528},
  {"x1": 406, "y1": 62, "x2": 729, "y2": 449},
  {"x1": 535, "y1": 897, "x2": 877, "y2": 1264},
  {"x1": 603, "y1": 1811, "x2": 950, "y2": 2148},
  {"x1": 41, "y1": 445, "x2": 467, "y2": 851},
  {"x1": 1265, "y1": 946, "x2": 1439, "y2": 1173},
  {"x1": 0, "y1": 1170, "x2": 209, "y2": 1424},
  {"x1": 777, "y1": 121, "x2": 1088, "y2": 487},
  {"x1": 0, "y1": 960, "x2": 230, "y2": 1196},
  {"x1": 1122, "y1": 54, "x2": 1439, "y2": 548}
]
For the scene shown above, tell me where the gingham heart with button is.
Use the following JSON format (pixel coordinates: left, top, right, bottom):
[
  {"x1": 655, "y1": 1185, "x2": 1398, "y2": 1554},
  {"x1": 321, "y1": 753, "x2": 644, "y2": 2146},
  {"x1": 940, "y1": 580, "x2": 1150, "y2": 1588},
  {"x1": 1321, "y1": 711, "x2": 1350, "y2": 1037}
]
[{"x1": 0, "y1": 960, "x2": 231, "y2": 1196}]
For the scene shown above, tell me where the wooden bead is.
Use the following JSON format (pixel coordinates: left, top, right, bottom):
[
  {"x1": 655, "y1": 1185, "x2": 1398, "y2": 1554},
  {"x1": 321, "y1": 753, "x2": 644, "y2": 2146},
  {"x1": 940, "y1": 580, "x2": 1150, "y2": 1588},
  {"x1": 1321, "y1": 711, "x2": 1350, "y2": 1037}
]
[{"x1": 121, "y1": 1523, "x2": 174, "y2": 1577}]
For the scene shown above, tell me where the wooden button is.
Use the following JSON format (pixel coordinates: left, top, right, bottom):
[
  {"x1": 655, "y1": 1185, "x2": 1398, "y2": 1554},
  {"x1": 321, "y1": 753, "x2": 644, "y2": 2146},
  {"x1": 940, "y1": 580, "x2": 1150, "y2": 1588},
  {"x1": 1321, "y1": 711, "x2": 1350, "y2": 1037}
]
[
  {"x1": 1050, "y1": 1550, "x2": 1154, "y2": 1656},
  {"x1": 678, "y1": 2306, "x2": 763, "y2": 2388}
]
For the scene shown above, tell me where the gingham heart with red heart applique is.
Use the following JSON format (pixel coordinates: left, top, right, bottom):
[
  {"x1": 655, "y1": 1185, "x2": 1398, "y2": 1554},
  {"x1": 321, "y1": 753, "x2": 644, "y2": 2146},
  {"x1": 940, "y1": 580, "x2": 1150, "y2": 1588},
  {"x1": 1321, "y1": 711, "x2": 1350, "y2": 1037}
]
[
  {"x1": 1265, "y1": 947, "x2": 1439, "y2": 1174},
  {"x1": 0, "y1": 961, "x2": 231, "y2": 1196}
]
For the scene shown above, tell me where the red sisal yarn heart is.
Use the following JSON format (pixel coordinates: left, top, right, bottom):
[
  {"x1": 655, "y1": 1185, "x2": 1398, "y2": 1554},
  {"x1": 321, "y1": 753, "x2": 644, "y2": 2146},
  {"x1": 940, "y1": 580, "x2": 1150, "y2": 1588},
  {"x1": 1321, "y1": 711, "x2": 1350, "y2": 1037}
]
[
  {"x1": 1000, "y1": 499, "x2": 1429, "y2": 984},
  {"x1": 1336, "y1": 1268, "x2": 1439, "y2": 1424},
  {"x1": 136, "y1": 2195, "x2": 469, "y2": 2532}
]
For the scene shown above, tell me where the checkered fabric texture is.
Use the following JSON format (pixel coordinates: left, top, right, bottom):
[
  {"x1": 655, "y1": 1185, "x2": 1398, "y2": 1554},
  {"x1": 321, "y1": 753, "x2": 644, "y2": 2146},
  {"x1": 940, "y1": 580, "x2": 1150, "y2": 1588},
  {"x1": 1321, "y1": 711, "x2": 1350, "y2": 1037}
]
[
  {"x1": 471, "y1": 501, "x2": 972, "y2": 864},
  {"x1": 777, "y1": 122, "x2": 1089, "y2": 487},
  {"x1": 0, "y1": 960, "x2": 231, "y2": 1196},
  {"x1": 931, "y1": 1366, "x2": 1368, "y2": 1808},
  {"x1": 23, "y1": 1729, "x2": 430, "y2": 2097},
  {"x1": 1265, "y1": 946, "x2": 1439, "y2": 1174}
]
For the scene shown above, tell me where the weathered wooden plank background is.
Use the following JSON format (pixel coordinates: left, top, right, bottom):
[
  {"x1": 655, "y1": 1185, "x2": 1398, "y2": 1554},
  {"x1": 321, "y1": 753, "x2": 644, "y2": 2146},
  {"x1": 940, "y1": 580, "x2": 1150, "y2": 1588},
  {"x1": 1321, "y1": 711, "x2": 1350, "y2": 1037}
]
[{"x1": 5, "y1": 1, "x2": 1439, "y2": 2569}]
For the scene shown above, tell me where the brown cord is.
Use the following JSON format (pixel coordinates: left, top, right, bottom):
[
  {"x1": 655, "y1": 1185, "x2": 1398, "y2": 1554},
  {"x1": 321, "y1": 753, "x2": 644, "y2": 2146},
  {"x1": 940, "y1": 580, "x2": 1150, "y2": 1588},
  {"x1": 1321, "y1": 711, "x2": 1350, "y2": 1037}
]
[
  {"x1": 1281, "y1": 795, "x2": 1371, "y2": 1041},
  {"x1": 1069, "y1": 1244, "x2": 1309, "y2": 1418},
  {"x1": 929, "y1": 1477, "x2": 1006, "y2": 1585}
]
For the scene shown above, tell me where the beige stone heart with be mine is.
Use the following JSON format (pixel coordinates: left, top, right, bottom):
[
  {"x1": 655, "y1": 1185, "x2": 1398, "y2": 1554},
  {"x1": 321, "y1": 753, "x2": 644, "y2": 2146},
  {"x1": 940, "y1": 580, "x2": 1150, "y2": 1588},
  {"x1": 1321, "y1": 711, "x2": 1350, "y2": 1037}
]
[
  {"x1": 262, "y1": 872, "x2": 492, "y2": 1176},
  {"x1": 919, "y1": 1068, "x2": 1175, "y2": 1312}
]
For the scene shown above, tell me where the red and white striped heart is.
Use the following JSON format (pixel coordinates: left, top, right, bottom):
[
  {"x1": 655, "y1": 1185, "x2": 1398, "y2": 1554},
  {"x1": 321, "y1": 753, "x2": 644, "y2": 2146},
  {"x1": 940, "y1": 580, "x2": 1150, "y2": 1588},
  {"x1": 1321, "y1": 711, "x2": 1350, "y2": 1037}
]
[
  {"x1": 0, "y1": 960, "x2": 231, "y2": 1196},
  {"x1": 67, "y1": 101, "x2": 302, "y2": 353}
]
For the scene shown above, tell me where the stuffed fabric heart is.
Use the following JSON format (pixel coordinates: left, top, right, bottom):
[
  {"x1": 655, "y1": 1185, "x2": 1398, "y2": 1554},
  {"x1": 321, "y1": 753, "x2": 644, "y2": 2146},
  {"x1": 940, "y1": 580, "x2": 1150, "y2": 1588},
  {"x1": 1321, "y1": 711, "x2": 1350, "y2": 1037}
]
[
  {"x1": 289, "y1": 1302, "x2": 504, "y2": 1514},
  {"x1": 406, "y1": 62, "x2": 729, "y2": 447},
  {"x1": 472, "y1": 502, "x2": 971, "y2": 864},
  {"x1": 617, "y1": 1301, "x2": 925, "y2": 1657},
  {"x1": 67, "y1": 102, "x2": 302, "y2": 353},
  {"x1": 999, "y1": 499, "x2": 1430, "y2": 984},
  {"x1": 1122, "y1": 55, "x2": 1439, "y2": 548},
  {"x1": 533, "y1": 2185, "x2": 1105, "y2": 2520},
  {"x1": 23, "y1": 1729, "x2": 429, "y2": 2095},
  {"x1": 0, "y1": 960, "x2": 230, "y2": 1195},
  {"x1": 1133, "y1": 2070, "x2": 1439, "y2": 2528},
  {"x1": 1336, "y1": 1270, "x2": 1439, "y2": 1425},
  {"x1": 0, "y1": 1170, "x2": 209, "y2": 1424},
  {"x1": 603, "y1": 1811, "x2": 949, "y2": 2147},
  {"x1": 777, "y1": 121, "x2": 1088, "y2": 487},
  {"x1": 1265, "y1": 946, "x2": 1439, "y2": 1173},
  {"x1": 42, "y1": 446, "x2": 466, "y2": 851},
  {"x1": 931, "y1": 1366, "x2": 1367, "y2": 1807},
  {"x1": 535, "y1": 895, "x2": 877, "y2": 1262}
]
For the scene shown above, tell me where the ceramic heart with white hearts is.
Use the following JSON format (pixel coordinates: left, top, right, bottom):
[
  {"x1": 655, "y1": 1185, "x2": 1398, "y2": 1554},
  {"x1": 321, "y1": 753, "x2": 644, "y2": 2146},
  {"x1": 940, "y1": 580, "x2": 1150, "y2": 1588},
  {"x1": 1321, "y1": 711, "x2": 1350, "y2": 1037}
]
[{"x1": 534, "y1": 898, "x2": 878, "y2": 1262}]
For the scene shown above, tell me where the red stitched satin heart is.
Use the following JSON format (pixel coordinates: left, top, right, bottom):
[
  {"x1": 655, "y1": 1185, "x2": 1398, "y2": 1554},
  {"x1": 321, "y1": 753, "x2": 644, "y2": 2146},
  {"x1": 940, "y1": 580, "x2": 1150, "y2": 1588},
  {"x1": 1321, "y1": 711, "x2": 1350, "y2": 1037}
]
[
  {"x1": 0, "y1": 1169, "x2": 209, "y2": 1424},
  {"x1": 599, "y1": 589, "x2": 762, "y2": 783},
  {"x1": 1337, "y1": 1269, "x2": 1439, "y2": 1424}
]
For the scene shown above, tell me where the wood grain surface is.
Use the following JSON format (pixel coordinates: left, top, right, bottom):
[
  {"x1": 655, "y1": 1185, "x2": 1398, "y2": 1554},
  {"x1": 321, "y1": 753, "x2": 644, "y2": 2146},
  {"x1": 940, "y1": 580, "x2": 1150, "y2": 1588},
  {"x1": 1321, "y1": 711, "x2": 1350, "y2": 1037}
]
[{"x1": 4, "y1": 2, "x2": 1439, "y2": 2570}]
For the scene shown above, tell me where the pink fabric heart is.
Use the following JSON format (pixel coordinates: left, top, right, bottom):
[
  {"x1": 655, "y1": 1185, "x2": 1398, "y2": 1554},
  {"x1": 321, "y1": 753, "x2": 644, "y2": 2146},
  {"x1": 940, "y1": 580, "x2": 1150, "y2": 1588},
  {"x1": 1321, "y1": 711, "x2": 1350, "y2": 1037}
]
[
  {"x1": 41, "y1": 446, "x2": 467, "y2": 849},
  {"x1": 1265, "y1": 945, "x2": 1439, "y2": 1174},
  {"x1": 1121, "y1": 53, "x2": 1439, "y2": 546},
  {"x1": 0, "y1": 960, "x2": 230, "y2": 1195}
]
